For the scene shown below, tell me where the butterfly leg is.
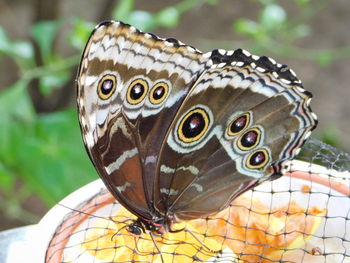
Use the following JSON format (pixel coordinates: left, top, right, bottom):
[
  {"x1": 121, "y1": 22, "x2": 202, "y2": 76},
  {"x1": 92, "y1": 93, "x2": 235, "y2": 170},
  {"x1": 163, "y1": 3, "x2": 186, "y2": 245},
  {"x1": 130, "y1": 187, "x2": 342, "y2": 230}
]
[
  {"x1": 183, "y1": 228, "x2": 222, "y2": 254},
  {"x1": 149, "y1": 231, "x2": 165, "y2": 263}
]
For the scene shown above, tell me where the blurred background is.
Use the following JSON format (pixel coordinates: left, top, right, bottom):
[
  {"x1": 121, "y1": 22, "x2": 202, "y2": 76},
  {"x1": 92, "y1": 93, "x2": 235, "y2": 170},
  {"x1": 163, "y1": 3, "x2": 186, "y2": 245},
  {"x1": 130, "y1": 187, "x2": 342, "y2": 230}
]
[{"x1": 0, "y1": 0, "x2": 349, "y2": 231}]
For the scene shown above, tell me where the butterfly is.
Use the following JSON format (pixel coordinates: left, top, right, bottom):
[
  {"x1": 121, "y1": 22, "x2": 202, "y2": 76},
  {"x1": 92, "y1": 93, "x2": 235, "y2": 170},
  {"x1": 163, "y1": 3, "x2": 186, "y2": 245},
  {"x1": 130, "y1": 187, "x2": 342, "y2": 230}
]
[{"x1": 77, "y1": 20, "x2": 317, "y2": 235}]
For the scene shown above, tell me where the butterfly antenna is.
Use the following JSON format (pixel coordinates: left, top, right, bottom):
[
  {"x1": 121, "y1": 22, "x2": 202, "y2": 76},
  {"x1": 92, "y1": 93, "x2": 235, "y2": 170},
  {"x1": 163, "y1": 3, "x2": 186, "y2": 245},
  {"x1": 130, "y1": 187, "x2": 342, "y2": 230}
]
[
  {"x1": 149, "y1": 231, "x2": 165, "y2": 263},
  {"x1": 131, "y1": 233, "x2": 163, "y2": 262},
  {"x1": 169, "y1": 226, "x2": 186, "y2": 233},
  {"x1": 183, "y1": 228, "x2": 222, "y2": 255},
  {"x1": 113, "y1": 217, "x2": 135, "y2": 224},
  {"x1": 110, "y1": 223, "x2": 130, "y2": 241}
]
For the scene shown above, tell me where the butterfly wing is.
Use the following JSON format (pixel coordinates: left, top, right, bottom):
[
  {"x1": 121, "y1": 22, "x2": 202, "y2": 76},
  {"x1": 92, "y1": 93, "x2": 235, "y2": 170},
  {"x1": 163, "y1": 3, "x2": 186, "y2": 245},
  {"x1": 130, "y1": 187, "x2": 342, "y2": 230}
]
[
  {"x1": 77, "y1": 21, "x2": 210, "y2": 219},
  {"x1": 154, "y1": 49, "x2": 317, "y2": 220}
]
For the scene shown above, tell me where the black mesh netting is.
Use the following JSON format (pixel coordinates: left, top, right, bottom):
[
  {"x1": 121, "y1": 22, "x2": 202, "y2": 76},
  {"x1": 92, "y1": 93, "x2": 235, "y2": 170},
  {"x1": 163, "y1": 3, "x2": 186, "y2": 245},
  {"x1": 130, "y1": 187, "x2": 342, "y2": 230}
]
[{"x1": 45, "y1": 139, "x2": 350, "y2": 263}]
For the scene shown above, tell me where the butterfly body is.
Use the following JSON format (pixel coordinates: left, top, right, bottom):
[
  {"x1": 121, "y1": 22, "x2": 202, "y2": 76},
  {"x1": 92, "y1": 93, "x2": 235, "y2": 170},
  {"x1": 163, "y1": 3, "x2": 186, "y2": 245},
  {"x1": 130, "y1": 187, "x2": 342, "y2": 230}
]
[{"x1": 77, "y1": 21, "x2": 317, "y2": 234}]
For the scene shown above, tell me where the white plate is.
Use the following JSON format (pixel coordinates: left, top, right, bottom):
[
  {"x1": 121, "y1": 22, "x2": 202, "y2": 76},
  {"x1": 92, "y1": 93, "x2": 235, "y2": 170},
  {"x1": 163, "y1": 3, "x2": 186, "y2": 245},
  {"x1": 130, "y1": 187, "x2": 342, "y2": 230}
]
[{"x1": 35, "y1": 160, "x2": 350, "y2": 263}]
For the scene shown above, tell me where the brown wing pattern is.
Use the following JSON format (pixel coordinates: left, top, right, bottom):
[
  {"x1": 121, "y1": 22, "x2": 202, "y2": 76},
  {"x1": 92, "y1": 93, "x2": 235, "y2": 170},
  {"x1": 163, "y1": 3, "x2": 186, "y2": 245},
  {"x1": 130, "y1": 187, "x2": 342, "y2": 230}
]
[
  {"x1": 77, "y1": 21, "x2": 317, "y2": 223},
  {"x1": 77, "y1": 21, "x2": 210, "y2": 219},
  {"x1": 154, "y1": 49, "x2": 317, "y2": 220}
]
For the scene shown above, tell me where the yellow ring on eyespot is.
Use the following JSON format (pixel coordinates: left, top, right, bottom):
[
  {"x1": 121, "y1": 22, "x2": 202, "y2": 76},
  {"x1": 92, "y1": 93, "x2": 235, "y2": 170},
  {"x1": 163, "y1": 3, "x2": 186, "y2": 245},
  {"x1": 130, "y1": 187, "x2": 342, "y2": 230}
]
[
  {"x1": 237, "y1": 127, "x2": 261, "y2": 151},
  {"x1": 149, "y1": 82, "x2": 169, "y2": 104},
  {"x1": 126, "y1": 78, "x2": 149, "y2": 105},
  {"x1": 227, "y1": 113, "x2": 250, "y2": 137},
  {"x1": 178, "y1": 108, "x2": 210, "y2": 143},
  {"x1": 246, "y1": 148, "x2": 269, "y2": 169},
  {"x1": 97, "y1": 74, "x2": 117, "y2": 100}
]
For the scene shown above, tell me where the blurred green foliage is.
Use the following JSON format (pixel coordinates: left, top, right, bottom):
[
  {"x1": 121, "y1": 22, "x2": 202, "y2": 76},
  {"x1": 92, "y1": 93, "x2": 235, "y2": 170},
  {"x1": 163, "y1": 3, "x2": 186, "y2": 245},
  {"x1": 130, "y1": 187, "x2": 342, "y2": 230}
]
[
  {"x1": 0, "y1": 0, "x2": 347, "y2": 224},
  {"x1": 233, "y1": 0, "x2": 349, "y2": 65}
]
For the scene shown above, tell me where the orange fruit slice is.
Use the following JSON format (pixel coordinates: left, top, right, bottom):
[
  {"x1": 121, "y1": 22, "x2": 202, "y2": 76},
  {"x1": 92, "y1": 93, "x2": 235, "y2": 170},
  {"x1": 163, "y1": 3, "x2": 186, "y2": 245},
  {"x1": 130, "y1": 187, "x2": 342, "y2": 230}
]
[{"x1": 83, "y1": 196, "x2": 325, "y2": 263}]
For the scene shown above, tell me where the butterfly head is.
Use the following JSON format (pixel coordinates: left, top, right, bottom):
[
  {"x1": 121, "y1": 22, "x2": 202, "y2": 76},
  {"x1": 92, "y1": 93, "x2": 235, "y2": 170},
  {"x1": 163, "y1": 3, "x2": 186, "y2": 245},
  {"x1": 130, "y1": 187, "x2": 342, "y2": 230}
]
[{"x1": 125, "y1": 216, "x2": 172, "y2": 236}]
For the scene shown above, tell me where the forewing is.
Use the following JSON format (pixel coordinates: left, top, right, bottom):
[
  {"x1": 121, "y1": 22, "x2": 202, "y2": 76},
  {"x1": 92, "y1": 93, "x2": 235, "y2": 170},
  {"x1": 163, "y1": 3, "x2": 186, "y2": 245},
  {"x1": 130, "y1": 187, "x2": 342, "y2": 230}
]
[
  {"x1": 77, "y1": 21, "x2": 209, "y2": 219},
  {"x1": 155, "y1": 49, "x2": 317, "y2": 220}
]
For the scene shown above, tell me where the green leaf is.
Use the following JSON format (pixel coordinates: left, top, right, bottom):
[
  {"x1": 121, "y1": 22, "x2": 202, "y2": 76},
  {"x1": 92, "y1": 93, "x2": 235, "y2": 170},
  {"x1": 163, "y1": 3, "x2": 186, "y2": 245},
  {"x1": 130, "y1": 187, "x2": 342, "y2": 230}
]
[
  {"x1": 37, "y1": 55, "x2": 71, "y2": 96},
  {"x1": 0, "y1": 81, "x2": 35, "y2": 123},
  {"x1": 293, "y1": 24, "x2": 311, "y2": 38},
  {"x1": 234, "y1": 18, "x2": 261, "y2": 36},
  {"x1": 0, "y1": 27, "x2": 10, "y2": 49},
  {"x1": 254, "y1": 0, "x2": 274, "y2": 4},
  {"x1": 39, "y1": 72, "x2": 70, "y2": 96},
  {"x1": 112, "y1": 0, "x2": 135, "y2": 21},
  {"x1": 260, "y1": 4, "x2": 287, "y2": 29},
  {"x1": 0, "y1": 163, "x2": 14, "y2": 195},
  {"x1": 0, "y1": 28, "x2": 33, "y2": 59},
  {"x1": 1, "y1": 108, "x2": 97, "y2": 205},
  {"x1": 12, "y1": 41, "x2": 34, "y2": 60},
  {"x1": 295, "y1": 0, "x2": 310, "y2": 6},
  {"x1": 315, "y1": 52, "x2": 333, "y2": 66},
  {"x1": 68, "y1": 18, "x2": 95, "y2": 50},
  {"x1": 127, "y1": 10, "x2": 155, "y2": 31},
  {"x1": 0, "y1": 81, "x2": 36, "y2": 165},
  {"x1": 0, "y1": 27, "x2": 34, "y2": 68},
  {"x1": 155, "y1": 7, "x2": 180, "y2": 28},
  {"x1": 31, "y1": 20, "x2": 61, "y2": 64},
  {"x1": 205, "y1": 0, "x2": 218, "y2": 4}
]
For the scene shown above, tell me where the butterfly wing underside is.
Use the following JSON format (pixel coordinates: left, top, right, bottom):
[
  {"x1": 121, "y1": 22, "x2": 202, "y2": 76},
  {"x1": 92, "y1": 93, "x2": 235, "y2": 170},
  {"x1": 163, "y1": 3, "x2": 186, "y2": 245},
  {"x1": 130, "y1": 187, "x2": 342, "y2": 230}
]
[
  {"x1": 77, "y1": 21, "x2": 317, "y2": 224},
  {"x1": 77, "y1": 21, "x2": 211, "y2": 220},
  {"x1": 154, "y1": 49, "x2": 317, "y2": 220}
]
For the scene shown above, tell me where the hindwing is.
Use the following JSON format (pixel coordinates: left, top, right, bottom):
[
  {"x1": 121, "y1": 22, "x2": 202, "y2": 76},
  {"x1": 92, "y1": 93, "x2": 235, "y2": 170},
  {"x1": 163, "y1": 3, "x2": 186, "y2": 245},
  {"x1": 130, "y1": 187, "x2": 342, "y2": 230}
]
[{"x1": 154, "y1": 49, "x2": 317, "y2": 220}]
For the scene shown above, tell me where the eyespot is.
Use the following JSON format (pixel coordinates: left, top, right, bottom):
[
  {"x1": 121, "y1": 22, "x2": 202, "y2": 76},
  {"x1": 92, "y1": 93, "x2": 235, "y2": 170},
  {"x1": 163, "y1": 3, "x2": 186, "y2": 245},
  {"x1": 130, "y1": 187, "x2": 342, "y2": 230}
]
[
  {"x1": 246, "y1": 149, "x2": 269, "y2": 169},
  {"x1": 126, "y1": 78, "x2": 148, "y2": 105},
  {"x1": 97, "y1": 74, "x2": 117, "y2": 100},
  {"x1": 149, "y1": 82, "x2": 169, "y2": 105},
  {"x1": 227, "y1": 113, "x2": 250, "y2": 136},
  {"x1": 178, "y1": 108, "x2": 210, "y2": 143},
  {"x1": 237, "y1": 127, "x2": 261, "y2": 151}
]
